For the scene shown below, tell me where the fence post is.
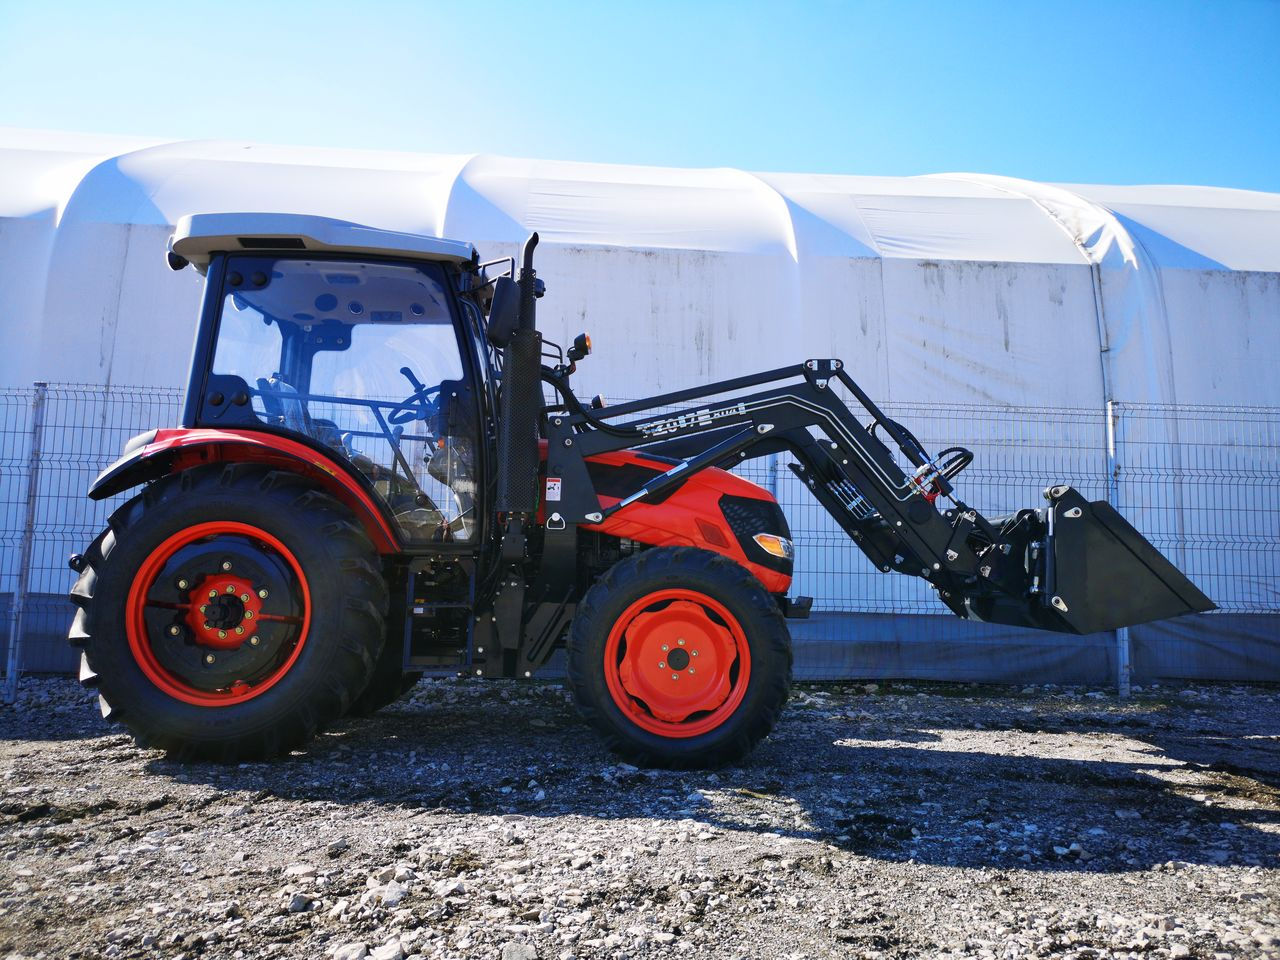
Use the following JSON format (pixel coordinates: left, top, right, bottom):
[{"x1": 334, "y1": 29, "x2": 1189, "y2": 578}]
[
  {"x1": 4, "y1": 382, "x2": 48, "y2": 704},
  {"x1": 1106, "y1": 399, "x2": 1132, "y2": 698}
]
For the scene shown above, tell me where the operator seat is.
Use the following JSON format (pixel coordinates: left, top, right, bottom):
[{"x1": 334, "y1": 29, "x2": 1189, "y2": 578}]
[
  {"x1": 256, "y1": 375, "x2": 314, "y2": 437},
  {"x1": 255, "y1": 375, "x2": 363, "y2": 463}
]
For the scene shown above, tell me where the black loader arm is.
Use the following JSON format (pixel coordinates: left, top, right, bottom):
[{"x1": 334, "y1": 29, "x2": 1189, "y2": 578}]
[{"x1": 542, "y1": 359, "x2": 1213, "y2": 635}]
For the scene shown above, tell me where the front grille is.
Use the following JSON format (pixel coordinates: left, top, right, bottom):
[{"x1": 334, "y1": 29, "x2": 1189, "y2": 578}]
[{"x1": 720, "y1": 494, "x2": 792, "y2": 574}]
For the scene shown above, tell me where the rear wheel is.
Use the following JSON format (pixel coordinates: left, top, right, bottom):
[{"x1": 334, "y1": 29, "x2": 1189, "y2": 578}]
[
  {"x1": 347, "y1": 663, "x2": 422, "y2": 717},
  {"x1": 347, "y1": 580, "x2": 422, "y2": 717},
  {"x1": 348, "y1": 632, "x2": 422, "y2": 716},
  {"x1": 567, "y1": 547, "x2": 791, "y2": 768},
  {"x1": 69, "y1": 464, "x2": 388, "y2": 761}
]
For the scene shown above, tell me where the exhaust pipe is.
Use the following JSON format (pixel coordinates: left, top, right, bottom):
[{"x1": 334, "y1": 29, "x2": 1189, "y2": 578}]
[{"x1": 495, "y1": 233, "x2": 544, "y2": 517}]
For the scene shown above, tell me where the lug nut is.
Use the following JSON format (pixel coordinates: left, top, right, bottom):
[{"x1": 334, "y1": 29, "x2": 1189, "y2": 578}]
[
  {"x1": 225, "y1": 585, "x2": 235, "y2": 593},
  {"x1": 691, "y1": 650, "x2": 699, "y2": 657},
  {"x1": 258, "y1": 588, "x2": 268, "y2": 599},
  {"x1": 203, "y1": 622, "x2": 213, "y2": 630},
  {"x1": 221, "y1": 560, "x2": 232, "y2": 571},
  {"x1": 217, "y1": 630, "x2": 227, "y2": 639},
  {"x1": 240, "y1": 593, "x2": 250, "y2": 602},
  {"x1": 244, "y1": 610, "x2": 253, "y2": 619},
  {"x1": 688, "y1": 668, "x2": 696, "y2": 675},
  {"x1": 209, "y1": 590, "x2": 218, "y2": 599},
  {"x1": 658, "y1": 661, "x2": 666, "y2": 669},
  {"x1": 249, "y1": 636, "x2": 260, "y2": 646},
  {"x1": 677, "y1": 638, "x2": 686, "y2": 646},
  {"x1": 235, "y1": 626, "x2": 244, "y2": 635},
  {"x1": 205, "y1": 654, "x2": 216, "y2": 664},
  {"x1": 199, "y1": 604, "x2": 208, "y2": 613},
  {"x1": 671, "y1": 674, "x2": 679, "y2": 680},
  {"x1": 661, "y1": 644, "x2": 669, "y2": 652}
]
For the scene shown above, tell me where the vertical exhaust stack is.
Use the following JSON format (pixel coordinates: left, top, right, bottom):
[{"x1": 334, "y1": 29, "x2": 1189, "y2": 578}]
[{"x1": 495, "y1": 233, "x2": 544, "y2": 518}]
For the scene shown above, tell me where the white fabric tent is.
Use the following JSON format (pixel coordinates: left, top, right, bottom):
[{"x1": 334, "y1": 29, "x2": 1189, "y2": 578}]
[
  {"x1": 1, "y1": 127, "x2": 1276, "y2": 682},
  {"x1": 2, "y1": 126, "x2": 1278, "y2": 408}
]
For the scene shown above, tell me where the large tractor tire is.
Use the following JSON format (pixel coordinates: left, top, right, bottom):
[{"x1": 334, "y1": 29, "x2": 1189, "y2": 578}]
[
  {"x1": 347, "y1": 625, "x2": 422, "y2": 717},
  {"x1": 68, "y1": 464, "x2": 388, "y2": 762},
  {"x1": 347, "y1": 573, "x2": 421, "y2": 718},
  {"x1": 567, "y1": 546, "x2": 792, "y2": 769}
]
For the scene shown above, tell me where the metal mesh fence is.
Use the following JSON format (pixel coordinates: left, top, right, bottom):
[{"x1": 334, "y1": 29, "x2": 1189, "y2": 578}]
[
  {"x1": 2, "y1": 384, "x2": 184, "y2": 693},
  {"x1": 1, "y1": 388, "x2": 35, "y2": 673},
  {"x1": 2, "y1": 383, "x2": 1277, "y2": 695},
  {"x1": 1112, "y1": 403, "x2": 1280, "y2": 615}
]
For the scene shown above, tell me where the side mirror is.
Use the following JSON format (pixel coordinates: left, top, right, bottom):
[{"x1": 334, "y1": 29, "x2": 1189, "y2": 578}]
[{"x1": 487, "y1": 276, "x2": 519, "y2": 347}]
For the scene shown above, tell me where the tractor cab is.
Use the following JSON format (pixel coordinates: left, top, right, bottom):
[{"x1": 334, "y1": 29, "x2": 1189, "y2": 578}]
[{"x1": 168, "y1": 214, "x2": 496, "y2": 546}]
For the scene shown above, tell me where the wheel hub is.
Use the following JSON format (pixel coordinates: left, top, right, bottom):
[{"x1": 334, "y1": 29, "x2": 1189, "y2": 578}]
[
  {"x1": 618, "y1": 601, "x2": 730, "y2": 722},
  {"x1": 183, "y1": 573, "x2": 263, "y2": 650},
  {"x1": 126, "y1": 522, "x2": 309, "y2": 706},
  {"x1": 605, "y1": 591, "x2": 751, "y2": 736}
]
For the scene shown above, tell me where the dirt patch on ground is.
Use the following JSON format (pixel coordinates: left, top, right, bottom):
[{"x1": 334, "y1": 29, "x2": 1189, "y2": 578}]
[{"x1": 1, "y1": 678, "x2": 1277, "y2": 959}]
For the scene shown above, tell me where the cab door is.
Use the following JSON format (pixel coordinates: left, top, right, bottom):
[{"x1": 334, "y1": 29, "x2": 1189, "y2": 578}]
[{"x1": 199, "y1": 255, "x2": 483, "y2": 546}]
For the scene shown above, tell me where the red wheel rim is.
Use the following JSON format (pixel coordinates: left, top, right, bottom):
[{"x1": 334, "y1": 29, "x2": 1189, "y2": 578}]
[
  {"x1": 603, "y1": 588, "x2": 751, "y2": 738},
  {"x1": 125, "y1": 521, "x2": 311, "y2": 707}
]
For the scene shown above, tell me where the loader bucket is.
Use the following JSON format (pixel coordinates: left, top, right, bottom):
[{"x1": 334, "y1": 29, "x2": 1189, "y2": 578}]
[{"x1": 1040, "y1": 487, "x2": 1215, "y2": 635}]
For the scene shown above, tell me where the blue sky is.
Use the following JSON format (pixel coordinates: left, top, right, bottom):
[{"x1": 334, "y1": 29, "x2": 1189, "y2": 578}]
[{"x1": 1, "y1": 0, "x2": 1277, "y2": 190}]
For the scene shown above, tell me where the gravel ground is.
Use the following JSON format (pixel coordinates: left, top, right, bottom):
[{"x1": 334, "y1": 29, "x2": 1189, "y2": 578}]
[{"x1": 1, "y1": 676, "x2": 1277, "y2": 960}]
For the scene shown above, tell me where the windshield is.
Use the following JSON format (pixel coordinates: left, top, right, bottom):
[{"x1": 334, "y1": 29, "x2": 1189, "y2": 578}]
[{"x1": 209, "y1": 256, "x2": 479, "y2": 545}]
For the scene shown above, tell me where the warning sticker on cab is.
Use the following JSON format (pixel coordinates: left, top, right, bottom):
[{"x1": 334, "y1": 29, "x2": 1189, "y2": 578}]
[{"x1": 545, "y1": 477, "x2": 562, "y2": 501}]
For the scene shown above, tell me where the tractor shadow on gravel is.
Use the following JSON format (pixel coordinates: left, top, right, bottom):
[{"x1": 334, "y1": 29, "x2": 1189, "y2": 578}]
[{"x1": 139, "y1": 681, "x2": 1280, "y2": 875}]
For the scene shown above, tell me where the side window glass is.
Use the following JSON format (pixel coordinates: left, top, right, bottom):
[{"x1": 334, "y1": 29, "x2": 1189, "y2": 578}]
[{"x1": 210, "y1": 258, "x2": 478, "y2": 544}]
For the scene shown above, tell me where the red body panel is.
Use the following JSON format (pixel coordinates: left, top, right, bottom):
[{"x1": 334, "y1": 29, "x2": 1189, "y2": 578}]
[
  {"x1": 580, "y1": 449, "x2": 793, "y2": 595},
  {"x1": 103, "y1": 431, "x2": 790, "y2": 591},
  {"x1": 107, "y1": 428, "x2": 400, "y2": 552}
]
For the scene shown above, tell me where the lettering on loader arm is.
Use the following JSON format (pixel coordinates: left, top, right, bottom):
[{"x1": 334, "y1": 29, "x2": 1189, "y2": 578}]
[{"x1": 636, "y1": 403, "x2": 748, "y2": 438}]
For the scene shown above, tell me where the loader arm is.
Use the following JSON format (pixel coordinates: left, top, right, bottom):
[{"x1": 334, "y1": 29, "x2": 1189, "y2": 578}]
[{"x1": 542, "y1": 359, "x2": 1214, "y2": 635}]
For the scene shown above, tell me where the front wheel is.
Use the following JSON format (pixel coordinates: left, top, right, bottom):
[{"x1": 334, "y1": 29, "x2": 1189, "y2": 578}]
[{"x1": 567, "y1": 547, "x2": 792, "y2": 769}]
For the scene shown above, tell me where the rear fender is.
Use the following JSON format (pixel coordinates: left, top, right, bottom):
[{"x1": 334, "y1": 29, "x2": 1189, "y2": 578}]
[{"x1": 89, "y1": 428, "x2": 400, "y2": 553}]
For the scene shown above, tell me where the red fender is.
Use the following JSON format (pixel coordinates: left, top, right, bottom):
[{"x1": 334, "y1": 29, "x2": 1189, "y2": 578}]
[{"x1": 90, "y1": 428, "x2": 400, "y2": 553}]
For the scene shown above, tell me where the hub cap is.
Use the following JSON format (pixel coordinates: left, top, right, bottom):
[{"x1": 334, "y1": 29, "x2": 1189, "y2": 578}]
[
  {"x1": 125, "y1": 521, "x2": 310, "y2": 706},
  {"x1": 603, "y1": 588, "x2": 751, "y2": 738}
]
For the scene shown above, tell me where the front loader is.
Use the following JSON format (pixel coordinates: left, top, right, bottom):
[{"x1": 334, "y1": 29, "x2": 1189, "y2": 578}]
[{"x1": 68, "y1": 214, "x2": 1214, "y2": 768}]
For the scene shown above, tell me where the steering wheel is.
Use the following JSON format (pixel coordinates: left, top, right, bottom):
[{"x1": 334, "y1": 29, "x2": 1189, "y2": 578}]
[{"x1": 388, "y1": 367, "x2": 441, "y2": 426}]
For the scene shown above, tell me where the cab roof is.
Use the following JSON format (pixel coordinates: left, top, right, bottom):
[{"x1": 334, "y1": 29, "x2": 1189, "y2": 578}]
[{"x1": 169, "y1": 213, "x2": 477, "y2": 273}]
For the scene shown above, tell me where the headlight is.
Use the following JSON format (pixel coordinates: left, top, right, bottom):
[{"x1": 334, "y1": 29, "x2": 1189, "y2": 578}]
[{"x1": 752, "y1": 533, "x2": 794, "y2": 560}]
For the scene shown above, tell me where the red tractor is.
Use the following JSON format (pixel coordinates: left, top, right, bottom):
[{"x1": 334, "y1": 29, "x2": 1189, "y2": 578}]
[{"x1": 68, "y1": 214, "x2": 1213, "y2": 767}]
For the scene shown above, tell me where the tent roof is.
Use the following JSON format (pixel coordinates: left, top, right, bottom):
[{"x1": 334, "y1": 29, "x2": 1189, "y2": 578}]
[{"x1": 2, "y1": 127, "x2": 1278, "y2": 272}]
